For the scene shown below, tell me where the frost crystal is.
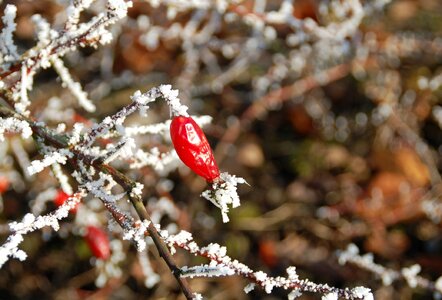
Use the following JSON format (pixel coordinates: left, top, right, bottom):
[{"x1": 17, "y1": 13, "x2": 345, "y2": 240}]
[
  {"x1": 65, "y1": 0, "x2": 95, "y2": 30},
  {"x1": 287, "y1": 266, "x2": 299, "y2": 280},
  {"x1": 181, "y1": 264, "x2": 235, "y2": 278},
  {"x1": 0, "y1": 117, "x2": 32, "y2": 141},
  {"x1": 244, "y1": 283, "x2": 256, "y2": 294},
  {"x1": 165, "y1": 230, "x2": 193, "y2": 255},
  {"x1": 130, "y1": 148, "x2": 181, "y2": 175},
  {"x1": 321, "y1": 292, "x2": 338, "y2": 300},
  {"x1": 51, "y1": 57, "x2": 96, "y2": 112},
  {"x1": 122, "y1": 220, "x2": 150, "y2": 252},
  {"x1": 402, "y1": 264, "x2": 421, "y2": 288},
  {"x1": 130, "y1": 182, "x2": 144, "y2": 198},
  {"x1": 107, "y1": 0, "x2": 133, "y2": 20},
  {"x1": 192, "y1": 293, "x2": 203, "y2": 300},
  {"x1": 201, "y1": 172, "x2": 246, "y2": 222},
  {"x1": 85, "y1": 174, "x2": 126, "y2": 203},
  {"x1": 288, "y1": 289, "x2": 302, "y2": 300},
  {"x1": 18, "y1": 64, "x2": 31, "y2": 116},
  {"x1": 352, "y1": 286, "x2": 373, "y2": 300},
  {"x1": 69, "y1": 123, "x2": 84, "y2": 145},
  {"x1": 28, "y1": 149, "x2": 73, "y2": 175},
  {"x1": 51, "y1": 163, "x2": 73, "y2": 195},
  {"x1": 159, "y1": 84, "x2": 189, "y2": 117},
  {"x1": 0, "y1": 4, "x2": 19, "y2": 65},
  {"x1": 254, "y1": 270, "x2": 268, "y2": 282}
]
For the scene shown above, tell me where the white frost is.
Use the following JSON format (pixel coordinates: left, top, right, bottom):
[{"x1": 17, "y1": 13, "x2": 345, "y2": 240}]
[
  {"x1": 0, "y1": 117, "x2": 32, "y2": 141},
  {"x1": 321, "y1": 292, "x2": 338, "y2": 300},
  {"x1": 0, "y1": 191, "x2": 84, "y2": 267},
  {"x1": 0, "y1": 4, "x2": 19, "y2": 65},
  {"x1": 201, "y1": 172, "x2": 246, "y2": 222},
  {"x1": 352, "y1": 286, "x2": 373, "y2": 300}
]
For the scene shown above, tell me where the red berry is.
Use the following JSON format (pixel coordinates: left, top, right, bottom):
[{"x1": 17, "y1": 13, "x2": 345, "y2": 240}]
[
  {"x1": 54, "y1": 190, "x2": 69, "y2": 206},
  {"x1": 54, "y1": 190, "x2": 78, "y2": 213},
  {"x1": 73, "y1": 113, "x2": 92, "y2": 126},
  {"x1": 170, "y1": 116, "x2": 220, "y2": 182},
  {"x1": 259, "y1": 239, "x2": 279, "y2": 268},
  {"x1": 0, "y1": 176, "x2": 9, "y2": 194},
  {"x1": 84, "y1": 226, "x2": 111, "y2": 260}
]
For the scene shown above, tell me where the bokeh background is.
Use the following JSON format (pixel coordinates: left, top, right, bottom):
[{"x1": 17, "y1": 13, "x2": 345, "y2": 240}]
[{"x1": 1, "y1": 0, "x2": 442, "y2": 299}]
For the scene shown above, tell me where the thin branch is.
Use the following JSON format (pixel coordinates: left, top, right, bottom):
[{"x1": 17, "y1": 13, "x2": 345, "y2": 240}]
[
  {"x1": 98, "y1": 164, "x2": 194, "y2": 299},
  {"x1": 0, "y1": 104, "x2": 194, "y2": 300}
]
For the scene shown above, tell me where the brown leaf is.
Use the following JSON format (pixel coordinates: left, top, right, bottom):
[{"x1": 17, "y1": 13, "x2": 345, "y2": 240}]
[
  {"x1": 367, "y1": 171, "x2": 408, "y2": 200},
  {"x1": 395, "y1": 147, "x2": 430, "y2": 187}
]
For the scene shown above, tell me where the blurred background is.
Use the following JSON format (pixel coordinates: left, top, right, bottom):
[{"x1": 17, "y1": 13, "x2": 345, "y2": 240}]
[{"x1": 0, "y1": 0, "x2": 442, "y2": 299}]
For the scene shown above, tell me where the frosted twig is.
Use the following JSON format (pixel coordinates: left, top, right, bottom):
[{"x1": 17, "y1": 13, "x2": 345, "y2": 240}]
[
  {"x1": 0, "y1": 117, "x2": 32, "y2": 142},
  {"x1": 122, "y1": 219, "x2": 151, "y2": 252},
  {"x1": 130, "y1": 148, "x2": 180, "y2": 174},
  {"x1": 123, "y1": 115, "x2": 212, "y2": 137},
  {"x1": 65, "y1": 0, "x2": 96, "y2": 30},
  {"x1": 1, "y1": 94, "x2": 195, "y2": 299},
  {"x1": 0, "y1": 190, "x2": 85, "y2": 268},
  {"x1": 338, "y1": 244, "x2": 441, "y2": 294},
  {"x1": 28, "y1": 149, "x2": 73, "y2": 176},
  {"x1": 99, "y1": 137, "x2": 136, "y2": 164},
  {"x1": 79, "y1": 85, "x2": 187, "y2": 148},
  {"x1": 51, "y1": 57, "x2": 96, "y2": 112},
  {"x1": 51, "y1": 163, "x2": 73, "y2": 195},
  {"x1": 0, "y1": 0, "x2": 132, "y2": 81},
  {"x1": 181, "y1": 264, "x2": 235, "y2": 278},
  {"x1": 0, "y1": 4, "x2": 19, "y2": 65},
  {"x1": 32, "y1": 14, "x2": 58, "y2": 47},
  {"x1": 16, "y1": 65, "x2": 32, "y2": 116},
  {"x1": 158, "y1": 228, "x2": 374, "y2": 299},
  {"x1": 84, "y1": 172, "x2": 124, "y2": 203},
  {"x1": 93, "y1": 162, "x2": 194, "y2": 299}
]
